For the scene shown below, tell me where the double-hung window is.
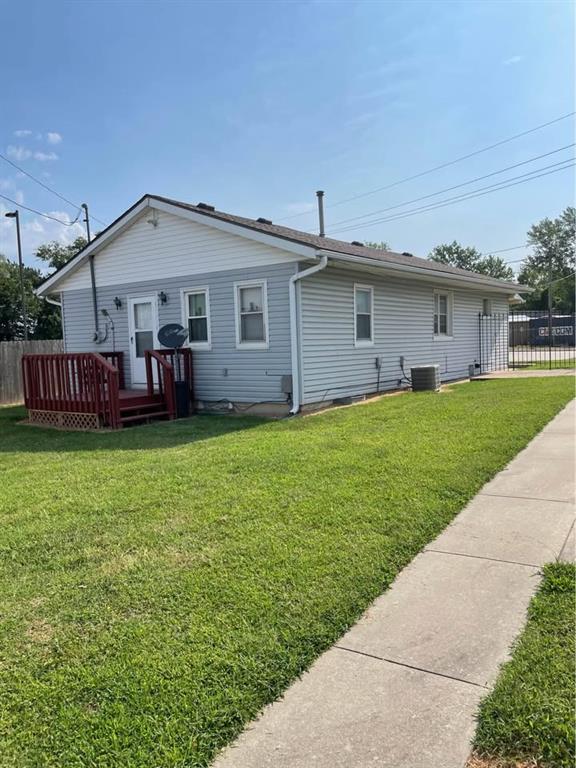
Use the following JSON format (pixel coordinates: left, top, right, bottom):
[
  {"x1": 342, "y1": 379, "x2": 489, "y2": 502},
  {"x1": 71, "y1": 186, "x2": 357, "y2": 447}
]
[
  {"x1": 354, "y1": 284, "x2": 374, "y2": 345},
  {"x1": 433, "y1": 291, "x2": 453, "y2": 338},
  {"x1": 183, "y1": 288, "x2": 211, "y2": 349},
  {"x1": 235, "y1": 280, "x2": 269, "y2": 348}
]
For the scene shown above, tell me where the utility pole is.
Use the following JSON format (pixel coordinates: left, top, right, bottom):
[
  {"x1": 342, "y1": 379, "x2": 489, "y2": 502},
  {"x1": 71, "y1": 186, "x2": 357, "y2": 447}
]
[
  {"x1": 4, "y1": 209, "x2": 28, "y2": 340},
  {"x1": 81, "y1": 202, "x2": 91, "y2": 242}
]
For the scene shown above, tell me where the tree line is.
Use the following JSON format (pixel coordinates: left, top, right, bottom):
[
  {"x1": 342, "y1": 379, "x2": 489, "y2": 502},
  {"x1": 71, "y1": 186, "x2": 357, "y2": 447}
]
[
  {"x1": 0, "y1": 207, "x2": 574, "y2": 341},
  {"x1": 367, "y1": 207, "x2": 574, "y2": 314}
]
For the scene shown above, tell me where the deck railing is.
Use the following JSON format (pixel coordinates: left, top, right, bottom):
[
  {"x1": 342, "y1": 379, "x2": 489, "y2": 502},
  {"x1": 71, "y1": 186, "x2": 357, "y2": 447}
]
[
  {"x1": 22, "y1": 352, "x2": 122, "y2": 429},
  {"x1": 100, "y1": 351, "x2": 125, "y2": 388}
]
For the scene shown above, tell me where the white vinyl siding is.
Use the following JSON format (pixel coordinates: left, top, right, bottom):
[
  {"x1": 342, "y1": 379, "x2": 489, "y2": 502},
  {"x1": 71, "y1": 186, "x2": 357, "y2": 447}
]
[
  {"x1": 298, "y1": 265, "x2": 509, "y2": 405},
  {"x1": 182, "y1": 287, "x2": 211, "y2": 349},
  {"x1": 354, "y1": 284, "x2": 374, "y2": 346},
  {"x1": 234, "y1": 280, "x2": 269, "y2": 349},
  {"x1": 56, "y1": 209, "x2": 301, "y2": 291},
  {"x1": 61, "y1": 262, "x2": 294, "y2": 402}
]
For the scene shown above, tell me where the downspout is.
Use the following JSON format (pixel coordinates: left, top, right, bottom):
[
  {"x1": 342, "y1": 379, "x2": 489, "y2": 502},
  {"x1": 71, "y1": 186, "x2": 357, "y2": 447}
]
[
  {"x1": 289, "y1": 255, "x2": 329, "y2": 415},
  {"x1": 89, "y1": 255, "x2": 100, "y2": 342}
]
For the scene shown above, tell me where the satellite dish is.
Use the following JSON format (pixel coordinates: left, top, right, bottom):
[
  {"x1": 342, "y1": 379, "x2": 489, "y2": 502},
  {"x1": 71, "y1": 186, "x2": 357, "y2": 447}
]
[{"x1": 158, "y1": 323, "x2": 189, "y2": 349}]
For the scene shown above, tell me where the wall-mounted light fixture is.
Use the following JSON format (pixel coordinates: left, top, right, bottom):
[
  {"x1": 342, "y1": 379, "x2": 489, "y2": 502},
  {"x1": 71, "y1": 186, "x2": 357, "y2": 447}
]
[
  {"x1": 113, "y1": 296, "x2": 122, "y2": 309},
  {"x1": 158, "y1": 291, "x2": 167, "y2": 304}
]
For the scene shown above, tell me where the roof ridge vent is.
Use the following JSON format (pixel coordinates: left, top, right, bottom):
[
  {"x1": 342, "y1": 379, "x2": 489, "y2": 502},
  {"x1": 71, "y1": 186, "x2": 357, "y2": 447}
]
[
  {"x1": 402, "y1": 251, "x2": 414, "y2": 257},
  {"x1": 197, "y1": 202, "x2": 215, "y2": 211},
  {"x1": 256, "y1": 217, "x2": 272, "y2": 225},
  {"x1": 351, "y1": 240, "x2": 364, "y2": 246}
]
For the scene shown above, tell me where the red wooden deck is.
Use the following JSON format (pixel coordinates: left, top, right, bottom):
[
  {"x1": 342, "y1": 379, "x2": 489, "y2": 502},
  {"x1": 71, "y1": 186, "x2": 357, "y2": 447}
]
[{"x1": 21, "y1": 349, "x2": 193, "y2": 430}]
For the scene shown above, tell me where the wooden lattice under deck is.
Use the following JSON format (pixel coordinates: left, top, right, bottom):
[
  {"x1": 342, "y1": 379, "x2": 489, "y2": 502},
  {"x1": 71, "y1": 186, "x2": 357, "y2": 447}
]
[{"x1": 28, "y1": 410, "x2": 101, "y2": 431}]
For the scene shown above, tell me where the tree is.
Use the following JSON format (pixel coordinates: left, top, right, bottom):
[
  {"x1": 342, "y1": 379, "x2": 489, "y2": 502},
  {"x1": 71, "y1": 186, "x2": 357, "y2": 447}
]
[
  {"x1": 0, "y1": 237, "x2": 88, "y2": 340},
  {"x1": 429, "y1": 240, "x2": 514, "y2": 281},
  {"x1": 518, "y1": 207, "x2": 575, "y2": 313},
  {"x1": 364, "y1": 240, "x2": 390, "y2": 251},
  {"x1": 36, "y1": 236, "x2": 87, "y2": 272},
  {"x1": 0, "y1": 254, "x2": 61, "y2": 341}
]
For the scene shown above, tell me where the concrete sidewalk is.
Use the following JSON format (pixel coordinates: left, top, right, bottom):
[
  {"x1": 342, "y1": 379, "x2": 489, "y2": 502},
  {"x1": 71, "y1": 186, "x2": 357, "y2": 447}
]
[{"x1": 214, "y1": 400, "x2": 575, "y2": 768}]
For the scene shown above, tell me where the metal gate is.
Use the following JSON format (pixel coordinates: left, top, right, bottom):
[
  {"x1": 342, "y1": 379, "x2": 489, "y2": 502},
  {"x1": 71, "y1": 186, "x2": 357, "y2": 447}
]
[
  {"x1": 479, "y1": 310, "x2": 576, "y2": 373},
  {"x1": 509, "y1": 310, "x2": 575, "y2": 370}
]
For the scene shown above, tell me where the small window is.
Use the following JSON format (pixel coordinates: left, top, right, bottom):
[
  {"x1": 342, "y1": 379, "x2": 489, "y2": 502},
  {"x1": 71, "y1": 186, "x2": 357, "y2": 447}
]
[
  {"x1": 354, "y1": 284, "x2": 374, "y2": 345},
  {"x1": 183, "y1": 288, "x2": 211, "y2": 348},
  {"x1": 434, "y1": 291, "x2": 453, "y2": 337},
  {"x1": 482, "y1": 298, "x2": 492, "y2": 316},
  {"x1": 235, "y1": 281, "x2": 268, "y2": 348}
]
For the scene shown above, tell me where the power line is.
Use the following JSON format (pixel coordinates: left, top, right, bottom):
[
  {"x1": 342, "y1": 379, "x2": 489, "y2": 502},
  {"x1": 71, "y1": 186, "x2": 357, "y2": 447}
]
[
  {"x1": 328, "y1": 160, "x2": 575, "y2": 235},
  {"x1": 324, "y1": 144, "x2": 575, "y2": 230},
  {"x1": 478, "y1": 244, "x2": 529, "y2": 257},
  {"x1": 0, "y1": 151, "x2": 107, "y2": 226},
  {"x1": 0, "y1": 192, "x2": 82, "y2": 226},
  {"x1": 277, "y1": 110, "x2": 576, "y2": 222}
]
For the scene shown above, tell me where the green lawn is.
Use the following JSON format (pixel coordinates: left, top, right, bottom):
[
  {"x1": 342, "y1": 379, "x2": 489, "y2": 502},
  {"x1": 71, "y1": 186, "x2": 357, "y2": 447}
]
[
  {"x1": 472, "y1": 562, "x2": 576, "y2": 768},
  {"x1": 0, "y1": 378, "x2": 573, "y2": 768},
  {"x1": 520, "y1": 358, "x2": 576, "y2": 371}
]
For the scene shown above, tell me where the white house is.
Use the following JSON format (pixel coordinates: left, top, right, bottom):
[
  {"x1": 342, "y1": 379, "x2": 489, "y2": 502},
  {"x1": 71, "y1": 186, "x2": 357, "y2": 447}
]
[{"x1": 36, "y1": 194, "x2": 522, "y2": 418}]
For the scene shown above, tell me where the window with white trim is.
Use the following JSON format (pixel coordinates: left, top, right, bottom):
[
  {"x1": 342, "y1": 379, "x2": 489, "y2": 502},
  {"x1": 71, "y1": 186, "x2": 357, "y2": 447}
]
[
  {"x1": 434, "y1": 291, "x2": 453, "y2": 336},
  {"x1": 183, "y1": 289, "x2": 211, "y2": 348},
  {"x1": 354, "y1": 284, "x2": 374, "y2": 345},
  {"x1": 235, "y1": 281, "x2": 268, "y2": 347},
  {"x1": 482, "y1": 298, "x2": 492, "y2": 316}
]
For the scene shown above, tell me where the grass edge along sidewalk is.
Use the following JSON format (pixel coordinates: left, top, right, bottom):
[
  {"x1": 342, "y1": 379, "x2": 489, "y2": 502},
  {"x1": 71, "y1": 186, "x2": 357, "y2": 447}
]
[{"x1": 469, "y1": 562, "x2": 576, "y2": 768}]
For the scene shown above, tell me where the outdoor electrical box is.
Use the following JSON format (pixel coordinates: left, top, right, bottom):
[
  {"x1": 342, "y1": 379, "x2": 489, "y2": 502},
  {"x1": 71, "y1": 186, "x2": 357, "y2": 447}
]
[{"x1": 281, "y1": 375, "x2": 293, "y2": 395}]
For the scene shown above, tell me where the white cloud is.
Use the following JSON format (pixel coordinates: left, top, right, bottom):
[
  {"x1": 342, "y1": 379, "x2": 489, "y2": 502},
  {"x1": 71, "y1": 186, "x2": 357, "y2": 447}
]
[
  {"x1": 33, "y1": 151, "x2": 58, "y2": 161},
  {"x1": 46, "y1": 132, "x2": 63, "y2": 145},
  {"x1": 503, "y1": 55, "x2": 523, "y2": 66},
  {"x1": 345, "y1": 112, "x2": 377, "y2": 128},
  {"x1": 13, "y1": 129, "x2": 33, "y2": 137},
  {"x1": 6, "y1": 145, "x2": 32, "y2": 161},
  {"x1": 0, "y1": 204, "x2": 85, "y2": 266}
]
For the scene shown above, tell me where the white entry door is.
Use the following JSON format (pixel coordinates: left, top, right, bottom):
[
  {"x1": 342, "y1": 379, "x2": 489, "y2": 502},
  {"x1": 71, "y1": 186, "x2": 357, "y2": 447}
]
[{"x1": 128, "y1": 296, "x2": 158, "y2": 386}]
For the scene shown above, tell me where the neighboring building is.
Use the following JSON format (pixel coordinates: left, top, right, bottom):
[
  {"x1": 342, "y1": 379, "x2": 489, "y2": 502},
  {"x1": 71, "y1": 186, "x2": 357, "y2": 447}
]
[{"x1": 37, "y1": 194, "x2": 524, "y2": 415}]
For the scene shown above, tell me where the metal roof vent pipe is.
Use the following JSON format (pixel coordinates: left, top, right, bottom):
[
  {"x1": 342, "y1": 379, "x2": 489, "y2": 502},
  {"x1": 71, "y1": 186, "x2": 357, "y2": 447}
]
[{"x1": 316, "y1": 190, "x2": 325, "y2": 237}]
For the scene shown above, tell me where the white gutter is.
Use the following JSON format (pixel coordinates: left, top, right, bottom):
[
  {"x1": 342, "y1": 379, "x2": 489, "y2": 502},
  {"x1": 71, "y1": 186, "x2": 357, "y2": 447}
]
[{"x1": 289, "y1": 255, "x2": 329, "y2": 414}]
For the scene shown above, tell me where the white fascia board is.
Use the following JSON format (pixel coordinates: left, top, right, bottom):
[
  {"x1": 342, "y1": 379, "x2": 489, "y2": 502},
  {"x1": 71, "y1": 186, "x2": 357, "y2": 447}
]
[
  {"x1": 36, "y1": 198, "x2": 151, "y2": 296},
  {"x1": 149, "y1": 199, "x2": 319, "y2": 260},
  {"x1": 318, "y1": 249, "x2": 530, "y2": 295}
]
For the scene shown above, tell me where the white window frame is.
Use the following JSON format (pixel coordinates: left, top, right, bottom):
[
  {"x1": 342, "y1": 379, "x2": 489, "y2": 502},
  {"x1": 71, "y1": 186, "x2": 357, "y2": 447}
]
[
  {"x1": 482, "y1": 298, "x2": 493, "y2": 316},
  {"x1": 354, "y1": 283, "x2": 374, "y2": 347},
  {"x1": 433, "y1": 290, "x2": 454, "y2": 340},
  {"x1": 181, "y1": 287, "x2": 211, "y2": 350},
  {"x1": 234, "y1": 279, "x2": 269, "y2": 350}
]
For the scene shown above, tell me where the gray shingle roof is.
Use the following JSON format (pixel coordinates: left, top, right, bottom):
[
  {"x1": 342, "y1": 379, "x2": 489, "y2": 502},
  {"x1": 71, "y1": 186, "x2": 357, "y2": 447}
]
[{"x1": 150, "y1": 194, "x2": 523, "y2": 291}]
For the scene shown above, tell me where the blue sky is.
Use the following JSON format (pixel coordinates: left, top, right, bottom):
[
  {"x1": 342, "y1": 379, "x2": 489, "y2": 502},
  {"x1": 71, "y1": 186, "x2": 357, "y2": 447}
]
[{"x1": 1, "y1": 0, "x2": 574, "y2": 272}]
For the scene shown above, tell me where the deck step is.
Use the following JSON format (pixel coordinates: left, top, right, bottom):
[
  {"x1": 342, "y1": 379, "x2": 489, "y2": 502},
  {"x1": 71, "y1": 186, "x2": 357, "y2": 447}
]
[
  {"x1": 119, "y1": 396, "x2": 163, "y2": 409},
  {"x1": 119, "y1": 402, "x2": 166, "y2": 414},
  {"x1": 120, "y1": 410, "x2": 171, "y2": 425}
]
